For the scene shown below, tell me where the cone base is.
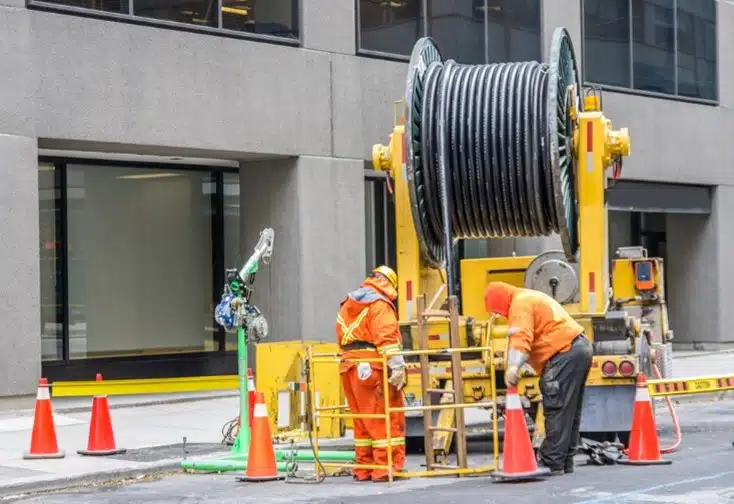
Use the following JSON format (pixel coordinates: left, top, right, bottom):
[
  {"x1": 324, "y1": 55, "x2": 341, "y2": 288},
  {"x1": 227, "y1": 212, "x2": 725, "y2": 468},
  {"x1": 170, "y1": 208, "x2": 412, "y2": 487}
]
[
  {"x1": 490, "y1": 466, "x2": 551, "y2": 483},
  {"x1": 78, "y1": 447, "x2": 127, "y2": 457},
  {"x1": 23, "y1": 450, "x2": 65, "y2": 460},
  {"x1": 236, "y1": 474, "x2": 285, "y2": 483},
  {"x1": 617, "y1": 458, "x2": 672, "y2": 466}
]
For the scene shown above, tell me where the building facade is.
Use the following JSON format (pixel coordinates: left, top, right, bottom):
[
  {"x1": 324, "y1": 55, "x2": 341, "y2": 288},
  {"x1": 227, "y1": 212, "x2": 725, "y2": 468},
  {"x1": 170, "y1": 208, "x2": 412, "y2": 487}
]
[{"x1": 0, "y1": 0, "x2": 729, "y2": 397}]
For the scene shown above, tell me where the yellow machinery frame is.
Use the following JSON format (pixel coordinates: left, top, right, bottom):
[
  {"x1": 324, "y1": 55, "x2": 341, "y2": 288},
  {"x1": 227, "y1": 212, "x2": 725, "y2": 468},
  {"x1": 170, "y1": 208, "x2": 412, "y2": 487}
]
[{"x1": 372, "y1": 91, "x2": 635, "y2": 446}]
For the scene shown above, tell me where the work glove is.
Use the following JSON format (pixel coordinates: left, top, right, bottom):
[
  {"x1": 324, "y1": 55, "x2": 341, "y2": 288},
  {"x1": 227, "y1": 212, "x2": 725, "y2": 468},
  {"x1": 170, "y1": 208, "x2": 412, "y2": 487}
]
[
  {"x1": 505, "y1": 348, "x2": 530, "y2": 388},
  {"x1": 505, "y1": 366, "x2": 520, "y2": 388},
  {"x1": 388, "y1": 367, "x2": 407, "y2": 390},
  {"x1": 387, "y1": 354, "x2": 407, "y2": 391}
]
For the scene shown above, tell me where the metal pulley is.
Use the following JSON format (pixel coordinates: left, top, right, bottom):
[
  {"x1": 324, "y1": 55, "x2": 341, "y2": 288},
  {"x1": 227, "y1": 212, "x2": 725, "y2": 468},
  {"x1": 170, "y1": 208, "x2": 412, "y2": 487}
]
[{"x1": 524, "y1": 250, "x2": 579, "y2": 304}]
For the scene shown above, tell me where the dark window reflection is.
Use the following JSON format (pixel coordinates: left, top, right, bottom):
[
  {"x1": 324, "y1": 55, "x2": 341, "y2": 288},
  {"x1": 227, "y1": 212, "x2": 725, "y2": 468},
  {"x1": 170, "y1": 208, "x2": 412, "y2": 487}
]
[
  {"x1": 583, "y1": 0, "x2": 631, "y2": 87},
  {"x1": 358, "y1": 0, "x2": 424, "y2": 56},
  {"x1": 134, "y1": 0, "x2": 217, "y2": 27},
  {"x1": 38, "y1": 164, "x2": 64, "y2": 362},
  {"x1": 583, "y1": 0, "x2": 717, "y2": 101},
  {"x1": 222, "y1": 0, "x2": 299, "y2": 39},
  {"x1": 485, "y1": 0, "x2": 541, "y2": 63},
  {"x1": 632, "y1": 0, "x2": 675, "y2": 94},
  {"x1": 39, "y1": 0, "x2": 128, "y2": 14},
  {"x1": 676, "y1": 0, "x2": 716, "y2": 100},
  {"x1": 428, "y1": 0, "x2": 484, "y2": 64}
]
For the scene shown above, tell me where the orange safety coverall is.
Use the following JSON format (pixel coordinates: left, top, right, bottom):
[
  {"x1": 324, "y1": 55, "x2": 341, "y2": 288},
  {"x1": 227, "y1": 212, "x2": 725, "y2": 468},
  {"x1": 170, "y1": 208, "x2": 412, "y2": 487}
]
[
  {"x1": 336, "y1": 276, "x2": 406, "y2": 481},
  {"x1": 484, "y1": 282, "x2": 584, "y2": 374}
]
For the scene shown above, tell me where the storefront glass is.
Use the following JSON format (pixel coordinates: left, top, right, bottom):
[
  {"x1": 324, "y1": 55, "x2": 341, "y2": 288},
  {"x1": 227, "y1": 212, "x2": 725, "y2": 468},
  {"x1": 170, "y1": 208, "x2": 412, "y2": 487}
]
[{"x1": 64, "y1": 164, "x2": 216, "y2": 358}]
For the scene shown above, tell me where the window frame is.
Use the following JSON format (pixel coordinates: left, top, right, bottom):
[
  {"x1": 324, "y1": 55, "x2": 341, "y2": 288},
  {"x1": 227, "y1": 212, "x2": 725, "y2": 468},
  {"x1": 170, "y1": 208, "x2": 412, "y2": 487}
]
[
  {"x1": 355, "y1": 0, "x2": 543, "y2": 64},
  {"x1": 38, "y1": 157, "x2": 241, "y2": 380},
  {"x1": 26, "y1": 0, "x2": 302, "y2": 47},
  {"x1": 580, "y1": 0, "x2": 719, "y2": 105}
]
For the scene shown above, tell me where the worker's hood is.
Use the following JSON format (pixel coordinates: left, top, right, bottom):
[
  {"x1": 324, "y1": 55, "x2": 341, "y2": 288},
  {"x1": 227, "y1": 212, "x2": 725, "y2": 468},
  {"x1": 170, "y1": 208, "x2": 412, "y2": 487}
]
[
  {"x1": 359, "y1": 276, "x2": 398, "y2": 302},
  {"x1": 484, "y1": 281, "x2": 520, "y2": 317}
]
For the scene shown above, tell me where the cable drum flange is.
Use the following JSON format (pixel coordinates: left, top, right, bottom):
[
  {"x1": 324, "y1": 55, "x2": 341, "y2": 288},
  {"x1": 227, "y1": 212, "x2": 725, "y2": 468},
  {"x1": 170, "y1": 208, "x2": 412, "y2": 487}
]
[{"x1": 402, "y1": 27, "x2": 582, "y2": 271}]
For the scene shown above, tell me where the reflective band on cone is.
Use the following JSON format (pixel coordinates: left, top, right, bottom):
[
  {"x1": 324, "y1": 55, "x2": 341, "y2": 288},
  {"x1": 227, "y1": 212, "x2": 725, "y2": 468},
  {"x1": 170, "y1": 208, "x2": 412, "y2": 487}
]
[
  {"x1": 24, "y1": 378, "x2": 65, "y2": 460},
  {"x1": 490, "y1": 386, "x2": 550, "y2": 483},
  {"x1": 618, "y1": 375, "x2": 672, "y2": 466}
]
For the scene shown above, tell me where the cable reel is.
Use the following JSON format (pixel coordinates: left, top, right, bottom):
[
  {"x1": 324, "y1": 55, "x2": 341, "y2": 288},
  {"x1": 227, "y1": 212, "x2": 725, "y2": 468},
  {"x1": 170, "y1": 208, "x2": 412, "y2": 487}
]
[
  {"x1": 403, "y1": 27, "x2": 582, "y2": 296},
  {"x1": 524, "y1": 250, "x2": 579, "y2": 304}
]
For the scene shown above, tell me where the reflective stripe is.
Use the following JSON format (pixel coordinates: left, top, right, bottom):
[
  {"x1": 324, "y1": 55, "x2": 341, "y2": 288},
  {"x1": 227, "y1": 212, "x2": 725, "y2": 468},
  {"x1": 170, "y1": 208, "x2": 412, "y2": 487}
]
[
  {"x1": 353, "y1": 438, "x2": 373, "y2": 447},
  {"x1": 379, "y1": 343, "x2": 402, "y2": 355},
  {"x1": 372, "y1": 437, "x2": 405, "y2": 448},
  {"x1": 636, "y1": 386, "x2": 651, "y2": 403},
  {"x1": 337, "y1": 308, "x2": 370, "y2": 346}
]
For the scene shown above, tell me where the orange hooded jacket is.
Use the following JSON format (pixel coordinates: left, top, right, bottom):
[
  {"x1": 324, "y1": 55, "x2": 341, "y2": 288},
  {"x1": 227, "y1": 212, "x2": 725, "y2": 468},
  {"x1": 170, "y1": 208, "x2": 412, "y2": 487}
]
[
  {"x1": 484, "y1": 282, "x2": 584, "y2": 374},
  {"x1": 336, "y1": 276, "x2": 401, "y2": 374}
]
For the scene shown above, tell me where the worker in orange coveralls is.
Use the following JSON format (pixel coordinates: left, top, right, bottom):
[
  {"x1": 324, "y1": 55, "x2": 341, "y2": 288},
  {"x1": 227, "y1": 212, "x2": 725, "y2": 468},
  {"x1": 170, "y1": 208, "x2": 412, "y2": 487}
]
[
  {"x1": 484, "y1": 281, "x2": 593, "y2": 476},
  {"x1": 336, "y1": 265, "x2": 406, "y2": 482}
]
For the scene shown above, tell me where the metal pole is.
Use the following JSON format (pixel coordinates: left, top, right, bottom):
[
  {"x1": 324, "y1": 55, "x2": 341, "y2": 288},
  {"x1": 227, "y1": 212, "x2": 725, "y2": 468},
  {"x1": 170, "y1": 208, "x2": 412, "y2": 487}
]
[
  {"x1": 231, "y1": 326, "x2": 250, "y2": 455},
  {"x1": 417, "y1": 295, "x2": 434, "y2": 468},
  {"x1": 448, "y1": 296, "x2": 468, "y2": 469}
]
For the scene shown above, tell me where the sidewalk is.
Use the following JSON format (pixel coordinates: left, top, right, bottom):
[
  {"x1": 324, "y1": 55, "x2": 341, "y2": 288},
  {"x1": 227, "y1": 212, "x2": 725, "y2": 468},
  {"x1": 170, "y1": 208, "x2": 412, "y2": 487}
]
[{"x1": 0, "y1": 349, "x2": 732, "y2": 498}]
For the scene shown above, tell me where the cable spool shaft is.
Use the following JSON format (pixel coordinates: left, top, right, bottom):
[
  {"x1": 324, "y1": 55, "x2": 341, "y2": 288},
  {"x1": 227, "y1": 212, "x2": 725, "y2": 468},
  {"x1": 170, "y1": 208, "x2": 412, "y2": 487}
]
[{"x1": 405, "y1": 27, "x2": 581, "y2": 296}]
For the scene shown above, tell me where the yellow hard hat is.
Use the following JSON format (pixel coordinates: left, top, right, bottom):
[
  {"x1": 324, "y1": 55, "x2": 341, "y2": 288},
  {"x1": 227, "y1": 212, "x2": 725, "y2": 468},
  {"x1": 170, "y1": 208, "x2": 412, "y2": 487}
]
[{"x1": 371, "y1": 265, "x2": 398, "y2": 290}]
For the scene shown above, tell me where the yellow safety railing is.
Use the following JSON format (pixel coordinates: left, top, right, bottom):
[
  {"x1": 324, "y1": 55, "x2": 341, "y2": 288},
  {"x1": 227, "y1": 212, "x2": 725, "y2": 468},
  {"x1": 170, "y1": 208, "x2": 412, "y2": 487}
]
[{"x1": 306, "y1": 343, "x2": 500, "y2": 483}]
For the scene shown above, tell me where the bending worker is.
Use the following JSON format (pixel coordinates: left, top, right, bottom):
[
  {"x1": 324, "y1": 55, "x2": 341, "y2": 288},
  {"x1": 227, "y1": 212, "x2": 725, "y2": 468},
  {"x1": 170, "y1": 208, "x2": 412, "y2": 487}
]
[
  {"x1": 336, "y1": 265, "x2": 407, "y2": 482},
  {"x1": 484, "y1": 281, "x2": 593, "y2": 476}
]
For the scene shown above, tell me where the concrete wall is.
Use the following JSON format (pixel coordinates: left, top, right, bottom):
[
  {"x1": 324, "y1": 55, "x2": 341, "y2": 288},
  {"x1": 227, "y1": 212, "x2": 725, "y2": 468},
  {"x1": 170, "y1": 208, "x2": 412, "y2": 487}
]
[
  {"x1": 239, "y1": 157, "x2": 365, "y2": 345},
  {"x1": 1, "y1": 0, "x2": 733, "y2": 395}
]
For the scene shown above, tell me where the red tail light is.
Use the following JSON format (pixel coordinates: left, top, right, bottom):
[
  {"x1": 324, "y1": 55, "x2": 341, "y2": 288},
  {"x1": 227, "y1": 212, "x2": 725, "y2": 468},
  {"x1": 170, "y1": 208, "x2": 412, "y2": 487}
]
[
  {"x1": 618, "y1": 360, "x2": 635, "y2": 377},
  {"x1": 601, "y1": 361, "x2": 617, "y2": 377}
]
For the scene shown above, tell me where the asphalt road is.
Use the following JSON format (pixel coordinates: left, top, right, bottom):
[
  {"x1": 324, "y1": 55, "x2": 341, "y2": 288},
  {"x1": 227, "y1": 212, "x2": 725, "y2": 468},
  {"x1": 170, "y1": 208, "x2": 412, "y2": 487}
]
[{"x1": 9, "y1": 399, "x2": 734, "y2": 504}]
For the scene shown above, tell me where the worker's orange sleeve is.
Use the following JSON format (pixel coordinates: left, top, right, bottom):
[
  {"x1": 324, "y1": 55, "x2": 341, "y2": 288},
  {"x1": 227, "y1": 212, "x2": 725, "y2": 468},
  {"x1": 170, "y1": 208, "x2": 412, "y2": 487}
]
[
  {"x1": 507, "y1": 297, "x2": 534, "y2": 355},
  {"x1": 368, "y1": 302, "x2": 402, "y2": 355}
]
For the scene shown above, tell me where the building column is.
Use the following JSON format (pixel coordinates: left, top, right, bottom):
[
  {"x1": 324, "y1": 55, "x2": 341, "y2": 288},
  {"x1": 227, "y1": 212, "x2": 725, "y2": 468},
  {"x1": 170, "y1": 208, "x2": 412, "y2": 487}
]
[
  {"x1": 240, "y1": 156, "x2": 365, "y2": 344},
  {"x1": 0, "y1": 135, "x2": 41, "y2": 397},
  {"x1": 0, "y1": 4, "x2": 40, "y2": 398},
  {"x1": 666, "y1": 185, "x2": 734, "y2": 349}
]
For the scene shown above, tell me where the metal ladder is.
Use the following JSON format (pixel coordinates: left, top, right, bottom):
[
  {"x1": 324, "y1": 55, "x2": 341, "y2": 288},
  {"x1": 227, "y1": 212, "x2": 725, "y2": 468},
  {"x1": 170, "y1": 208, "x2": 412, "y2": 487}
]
[{"x1": 416, "y1": 294, "x2": 469, "y2": 472}]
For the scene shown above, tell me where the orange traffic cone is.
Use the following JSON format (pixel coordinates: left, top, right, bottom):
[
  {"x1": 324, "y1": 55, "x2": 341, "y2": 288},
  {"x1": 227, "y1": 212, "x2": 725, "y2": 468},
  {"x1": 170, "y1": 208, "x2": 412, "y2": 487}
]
[
  {"x1": 78, "y1": 374, "x2": 126, "y2": 456},
  {"x1": 23, "y1": 378, "x2": 65, "y2": 459},
  {"x1": 236, "y1": 392, "x2": 284, "y2": 482},
  {"x1": 247, "y1": 368, "x2": 256, "y2": 426},
  {"x1": 618, "y1": 375, "x2": 672, "y2": 466},
  {"x1": 491, "y1": 386, "x2": 550, "y2": 482}
]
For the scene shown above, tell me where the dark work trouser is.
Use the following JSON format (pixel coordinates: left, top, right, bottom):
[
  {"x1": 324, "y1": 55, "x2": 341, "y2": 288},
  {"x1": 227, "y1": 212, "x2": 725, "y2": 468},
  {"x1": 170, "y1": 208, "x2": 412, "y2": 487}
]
[{"x1": 538, "y1": 335, "x2": 593, "y2": 470}]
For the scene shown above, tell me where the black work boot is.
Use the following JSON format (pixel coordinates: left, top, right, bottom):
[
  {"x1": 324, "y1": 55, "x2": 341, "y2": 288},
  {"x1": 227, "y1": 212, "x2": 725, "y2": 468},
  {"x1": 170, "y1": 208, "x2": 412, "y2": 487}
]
[
  {"x1": 564, "y1": 458, "x2": 574, "y2": 474},
  {"x1": 537, "y1": 460, "x2": 565, "y2": 476}
]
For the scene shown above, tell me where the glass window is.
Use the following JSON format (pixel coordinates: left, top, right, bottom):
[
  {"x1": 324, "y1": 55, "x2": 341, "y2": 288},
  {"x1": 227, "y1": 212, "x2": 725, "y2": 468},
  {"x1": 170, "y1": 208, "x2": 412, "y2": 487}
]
[
  {"x1": 676, "y1": 0, "x2": 717, "y2": 100},
  {"x1": 427, "y1": 0, "x2": 484, "y2": 64},
  {"x1": 632, "y1": 0, "x2": 675, "y2": 94},
  {"x1": 358, "y1": 0, "x2": 424, "y2": 56},
  {"x1": 134, "y1": 0, "x2": 218, "y2": 27},
  {"x1": 222, "y1": 172, "x2": 241, "y2": 352},
  {"x1": 583, "y1": 0, "x2": 718, "y2": 101},
  {"x1": 364, "y1": 178, "x2": 395, "y2": 274},
  {"x1": 221, "y1": 0, "x2": 298, "y2": 38},
  {"x1": 357, "y1": 1, "x2": 541, "y2": 63},
  {"x1": 35, "y1": 0, "x2": 299, "y2": 40},
  {"x1": 38, "y1": 0, "x2": 128, "y2": 14},
  {"x1": 486, "y1": 0, "x2": 542, "y2": 63},
  {"x1": 583, "y1": 0, "x2": 631, "y2": 88},
  {"x1": 38, "y1": 163, "x2": 64, "y2": 362},
  {"x1": 65, "y1": 165, "x2": 216, "y2": 359}
]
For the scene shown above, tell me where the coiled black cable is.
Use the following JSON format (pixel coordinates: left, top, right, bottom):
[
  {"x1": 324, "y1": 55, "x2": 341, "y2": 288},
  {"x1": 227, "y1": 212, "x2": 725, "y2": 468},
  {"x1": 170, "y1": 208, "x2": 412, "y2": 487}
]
[{"x1": 404, "y1": 28, "x2": 581, "y2": 295}]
